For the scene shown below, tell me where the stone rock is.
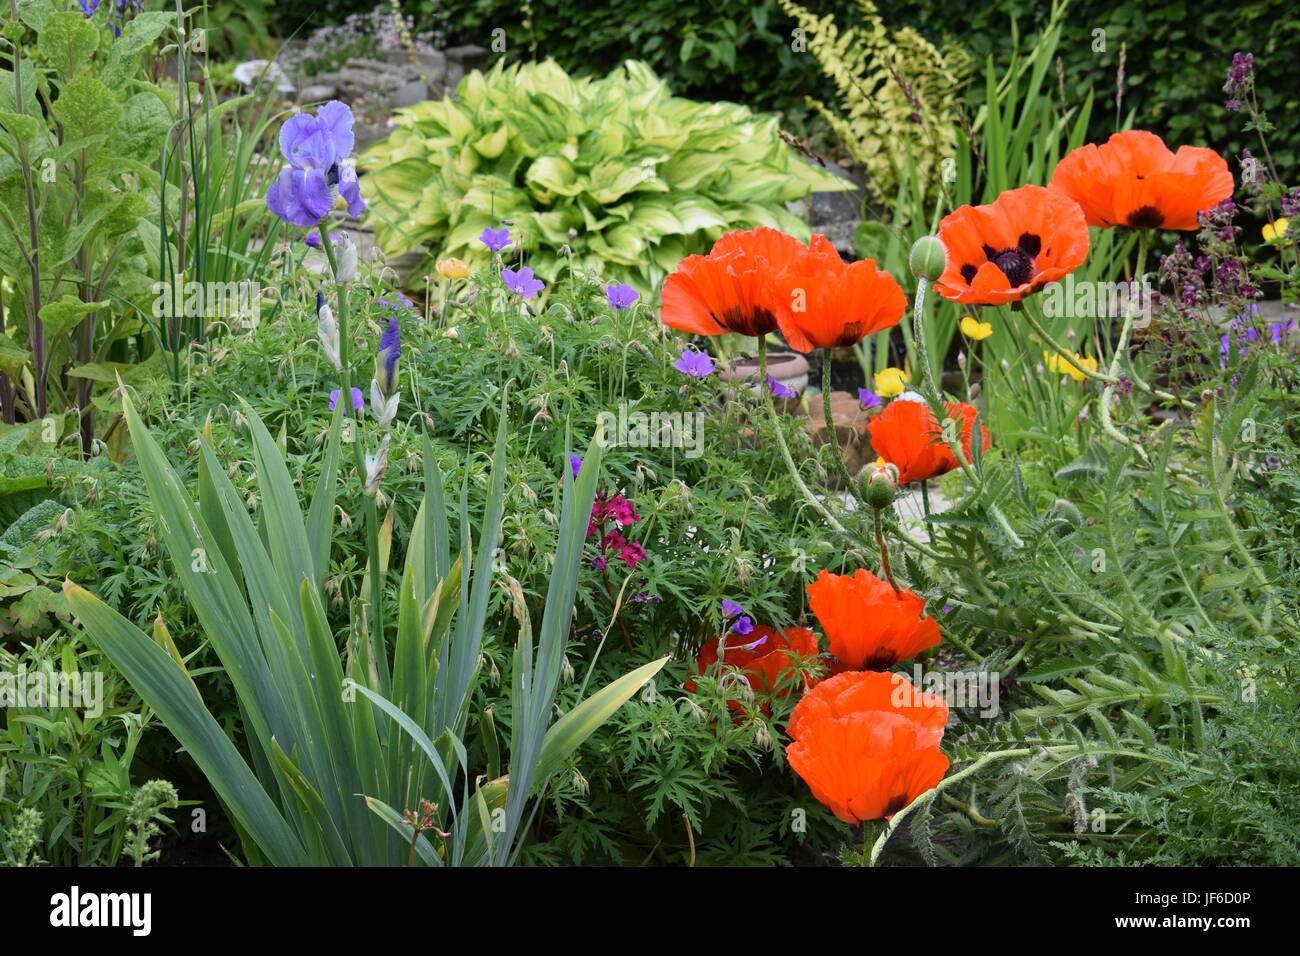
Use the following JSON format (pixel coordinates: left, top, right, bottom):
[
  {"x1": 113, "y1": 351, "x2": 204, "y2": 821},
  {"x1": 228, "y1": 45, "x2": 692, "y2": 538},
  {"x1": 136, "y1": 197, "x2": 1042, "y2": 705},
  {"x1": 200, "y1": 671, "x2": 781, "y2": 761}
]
[
  {"x1": 391, "y1": 79, "x2": 430, "y2": 109},
  {"x1": 299, "y1": 84, "x2": 337, "y2": 103},
  {"x1": 810, "y1": 160, "x2": 864, "y2": 225}
]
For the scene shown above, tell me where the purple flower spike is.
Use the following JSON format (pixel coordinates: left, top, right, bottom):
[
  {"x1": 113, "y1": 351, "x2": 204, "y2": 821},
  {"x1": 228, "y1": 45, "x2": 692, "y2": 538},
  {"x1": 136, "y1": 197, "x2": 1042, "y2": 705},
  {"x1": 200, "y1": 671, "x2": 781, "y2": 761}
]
[
  {"x1": 768, "y1": 375, "x2": 796, "y2": 399},
  {"x1": 480, "y1": 227, "x2": 512, "y2": 252},
  {"x1": 673, "y1": 349, "x2": 715, "y2": 377},
  {"x1": 605, "y1": 283, "x2": 639, "y2": 310},
  {"x1": 502, "y1": 266, "x2": 545, "y2": 299},
  {"x1": 858, "y1": 388, "x2": 883, "y2": 410},
  {"x1": 377, "y1": 317, "x2": 401, "y2": 396},
  {"x1": 329, "y1": 387, "x2": 364, "y2": 411}
]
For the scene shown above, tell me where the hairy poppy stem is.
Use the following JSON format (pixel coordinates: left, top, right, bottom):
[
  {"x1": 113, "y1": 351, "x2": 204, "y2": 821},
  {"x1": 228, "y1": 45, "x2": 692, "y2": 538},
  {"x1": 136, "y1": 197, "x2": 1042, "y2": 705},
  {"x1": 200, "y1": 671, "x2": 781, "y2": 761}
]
[
  {"x1": 873, "y1": 508, "x2": 900, "y2": 594},
  {"x1": 758, "y1": 337, "x2": 846, "y2": 534},
  {"x1": 821, "y1": 355, "x2": 865, "y2": 499}
]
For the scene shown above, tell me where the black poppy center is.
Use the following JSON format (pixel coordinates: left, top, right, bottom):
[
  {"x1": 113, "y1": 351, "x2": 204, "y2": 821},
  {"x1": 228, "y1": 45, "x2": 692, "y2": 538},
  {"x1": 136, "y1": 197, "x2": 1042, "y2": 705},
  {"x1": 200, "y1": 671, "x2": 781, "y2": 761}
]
[
  {"x1": 719, "y1": 305, "x2": 778, "y2": 338},
  {"x1": 960, "y1": 232, "x2": 1041, "y2": 288},
  {"x1": 1126, "y1": 205, "x2": 1164, "y2": 229},
  {"x1": 882, "y1": 794, "x2": 909, "y2": 817}
]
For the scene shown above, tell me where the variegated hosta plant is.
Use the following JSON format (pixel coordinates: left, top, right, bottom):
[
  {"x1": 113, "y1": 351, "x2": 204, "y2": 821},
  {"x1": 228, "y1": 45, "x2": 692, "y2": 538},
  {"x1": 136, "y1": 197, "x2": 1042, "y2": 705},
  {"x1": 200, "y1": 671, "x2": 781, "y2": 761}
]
[
  {"x1": 360, "y1": 59, "x2": 852, "y2": 292},
  {"x1": 64, "y1": 393, "x2": 665, "y2": 866}
]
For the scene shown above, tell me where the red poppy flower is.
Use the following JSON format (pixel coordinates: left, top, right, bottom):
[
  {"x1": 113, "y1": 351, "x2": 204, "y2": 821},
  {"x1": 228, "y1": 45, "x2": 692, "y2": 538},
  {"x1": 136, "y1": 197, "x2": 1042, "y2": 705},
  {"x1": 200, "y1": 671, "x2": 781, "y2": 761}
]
[
  {"x1": 867, "y1": 399, "x2": 989, "y2": 484},
  {"x1": 806, "y1": 568, "x2": 941, "y2": 671},
  {"x1": 776, "y1": 255, "x2": 908, "y2": 353},
  {"x1": 786, "y1": 710, "x2": 950, "y2": 823},
  {"x1": 685, "y1": 624, "x2": 821, "y2": 705},
  {"x1": 1048, "y1": 130, "x2": 1234, "y2": 231},
  {"x1": 935, "y1": 185, "x2": 1089, "y2": 305},
  {"x1": 787, "y1": 670, "x2": 948, "y2": 742},
  {"x1": 660, "y1": 228, "x2": 805, "y2": 338}
]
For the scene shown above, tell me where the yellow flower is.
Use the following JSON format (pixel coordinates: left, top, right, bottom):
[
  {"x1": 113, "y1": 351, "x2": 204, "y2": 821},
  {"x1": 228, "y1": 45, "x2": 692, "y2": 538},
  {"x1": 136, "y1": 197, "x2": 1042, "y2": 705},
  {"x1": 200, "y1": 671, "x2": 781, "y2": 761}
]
[
  {"x1": 1263, "y1": 218, "x2": 1292, "y2": 246},
  {"x1": 960, "y1": 315, "x2": 993, "y2": 340},
  {"x1": 1043, "y1": 350, "x2": 1097, "y2": 382},
  {"x1": 436, "y1": 257, "x2": 470, "y2": 280},
  {"x1": 874, "y1": 366, "x2": 910, "y2": 398}
]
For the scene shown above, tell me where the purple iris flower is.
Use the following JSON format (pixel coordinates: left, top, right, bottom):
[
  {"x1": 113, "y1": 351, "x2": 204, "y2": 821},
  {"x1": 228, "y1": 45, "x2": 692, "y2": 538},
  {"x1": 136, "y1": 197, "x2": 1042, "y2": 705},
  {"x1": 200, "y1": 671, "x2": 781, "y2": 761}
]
[
  {"x1": 305, "y1": 231, "x2": 342, "y2": 248},
  {"x1": 266, "y1": 101, "x2": 366, "y2": 227},
  {"x1": 769, "y1": 375, "x2": 796, "y2": 398},
  {"x1": 673, "y1": 349, "x2": 715, "y2": 377},
  {"x1": 502, "y1": 266, "x2": 545, "y2": 299},
  {"x1": 606, "y1": 283, "x2": 639, "y2": 309},
  {"x1": 570, "y1": 454, "x2": 583, "y2": 478},
  {"x1": 479, "y1": 227, "x2": 512, "y2": 252},
  {"x1": 858, "y1": 388, "x2": 882, "y2": 410},
  {"x1": 329, "y1": 387, "x2": 364, "y2": 411},
  {"x1": 377, "y1": 317, "x2": 401, "y2": 397}
]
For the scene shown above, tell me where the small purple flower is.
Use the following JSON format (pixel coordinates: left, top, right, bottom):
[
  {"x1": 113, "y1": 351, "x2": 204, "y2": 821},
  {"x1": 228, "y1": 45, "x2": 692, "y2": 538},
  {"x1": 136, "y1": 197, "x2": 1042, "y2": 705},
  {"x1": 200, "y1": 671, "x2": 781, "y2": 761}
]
[
  {"x1": 329, "y1": 387, "x2": 364, "y2": 411},
  {"x1": 732, "y1": 616, "x2": 754, "y2": 636},
  {"x1": 858, "y1": 388, "x2": 883, "y2": 410},
  {"x1": 502, "y1": 266, "x2": 545, "y2": 299},
  {"x1": 722, "y1": 599, "x2": 745, "y2": 619},
  {"x1": 768, "y1": 375, "x2": 796, "y2": 399},
  {"x1": 569, "y1": 454, "x2": 583, "y2": 478},
  {"x1": 305, "y1": 230, "x2": 342, "y2": 248},
  {"x1": 942, "y1": 605, "x2": 954, "y2": 614},
  {"x1": 673, "y1": 349, "x2": 715, "y2": 377},
  {"x1": 605, "y1": 283, "x2": 639, "y2": 310},
  {"x1": 479, "y1": 227, "x2": 512, "y2": 252},
  {"x1": 79, "y1": 0, "x2": 99, "y2": 15}
]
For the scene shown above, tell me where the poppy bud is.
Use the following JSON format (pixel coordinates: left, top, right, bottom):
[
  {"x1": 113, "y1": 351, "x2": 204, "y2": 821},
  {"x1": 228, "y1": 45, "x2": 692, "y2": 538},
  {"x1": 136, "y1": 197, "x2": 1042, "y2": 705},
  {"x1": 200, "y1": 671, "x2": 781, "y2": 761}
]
[
  {"x1": 909, "y1": 236, "x2": 947, "y2": 281},
  {"x1": 864, "y1": 460, "x2": 898, "y2": 509}
]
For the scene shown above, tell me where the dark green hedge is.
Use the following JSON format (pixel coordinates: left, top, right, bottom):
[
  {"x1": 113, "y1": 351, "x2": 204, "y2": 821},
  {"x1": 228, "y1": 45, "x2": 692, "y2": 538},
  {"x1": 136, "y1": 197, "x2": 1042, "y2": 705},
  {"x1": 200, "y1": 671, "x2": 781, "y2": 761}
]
[{"x1": 423, "y1": 0, "x2": 1298, "y2": 176}]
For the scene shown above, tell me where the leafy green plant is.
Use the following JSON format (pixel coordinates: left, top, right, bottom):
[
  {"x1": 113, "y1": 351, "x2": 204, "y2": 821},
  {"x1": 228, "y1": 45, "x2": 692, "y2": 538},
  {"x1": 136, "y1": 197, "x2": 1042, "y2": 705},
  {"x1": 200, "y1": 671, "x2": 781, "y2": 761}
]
[
  {"x1": 360, "y1": 58, "x2": 850, "y2": 291},
  {"x1": 778, "y1": 0, "x2": 971, "y2": 211},
  {"x1": 65, "y1": 390, "x2": 666, "y2": 866}
]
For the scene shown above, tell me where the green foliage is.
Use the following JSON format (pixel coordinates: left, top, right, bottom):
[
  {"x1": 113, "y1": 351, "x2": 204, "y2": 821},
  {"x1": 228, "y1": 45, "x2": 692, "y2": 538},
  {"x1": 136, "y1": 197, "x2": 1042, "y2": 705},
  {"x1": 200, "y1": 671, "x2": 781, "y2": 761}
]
[
  {"x1": 778, "y1": 0, "x2": 972, "y2": 209},
  {"x1": 360, "y1": 58, "x2": 849, "y2": 291}
]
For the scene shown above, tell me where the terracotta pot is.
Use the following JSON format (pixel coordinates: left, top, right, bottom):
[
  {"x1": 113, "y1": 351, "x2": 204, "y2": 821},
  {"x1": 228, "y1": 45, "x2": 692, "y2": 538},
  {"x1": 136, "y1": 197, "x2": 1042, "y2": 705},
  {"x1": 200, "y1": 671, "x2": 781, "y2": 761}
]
[{"x1": 720, "y1": 351, "x2": 810, "y2": 395}]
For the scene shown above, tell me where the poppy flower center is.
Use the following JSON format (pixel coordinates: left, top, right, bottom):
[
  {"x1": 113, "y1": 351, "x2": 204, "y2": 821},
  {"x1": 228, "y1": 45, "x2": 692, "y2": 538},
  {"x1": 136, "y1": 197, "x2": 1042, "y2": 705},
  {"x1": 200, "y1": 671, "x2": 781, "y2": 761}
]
[
  {"x1": 1126, "y1": 205, "x2": 1165, "y2": 229},
  {"x1": 959, "y1": 233, "x2": 1042, "y2": 288}
]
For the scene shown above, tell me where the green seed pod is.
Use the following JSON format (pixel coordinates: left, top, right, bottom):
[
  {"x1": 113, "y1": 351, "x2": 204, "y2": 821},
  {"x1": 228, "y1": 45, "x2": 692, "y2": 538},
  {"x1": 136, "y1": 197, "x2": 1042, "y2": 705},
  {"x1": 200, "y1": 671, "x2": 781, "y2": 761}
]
[{"x1": 909, "y1": 236, "x2": 948, "y2": 281}]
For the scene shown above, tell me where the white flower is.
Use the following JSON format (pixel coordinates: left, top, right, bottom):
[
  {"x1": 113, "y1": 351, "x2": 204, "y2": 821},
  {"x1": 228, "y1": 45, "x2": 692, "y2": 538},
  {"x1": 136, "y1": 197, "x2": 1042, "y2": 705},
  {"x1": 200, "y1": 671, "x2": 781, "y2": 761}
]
[
  {"x1": 334, "y1": 233, "x2": 358, "y2": 283},
  {"x1": 363, "y1": 434, "x2": 390, "y2": 496},
  {"x1": 369, "y1": 378, "x2": 400, "y2": 429}
]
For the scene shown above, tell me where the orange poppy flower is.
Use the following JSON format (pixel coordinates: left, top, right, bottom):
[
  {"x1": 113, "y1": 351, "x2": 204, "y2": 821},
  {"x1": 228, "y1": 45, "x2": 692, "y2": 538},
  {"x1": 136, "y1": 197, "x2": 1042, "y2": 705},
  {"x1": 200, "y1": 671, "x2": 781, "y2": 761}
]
[
  {"x1": 685, "y1": 624, "x2": 822, "y2": 703},
  {"x1": 786, "y1": 710, "x2": 950, "y2": 823},
  {"x1": 786, "y1": 670, "x2": 948, "y2": 742},
  {"x1": 867, "y1": 399, "x2": 989, "y2": 485},
  {"x1": 935, "y1": 184, "x2": 1089, "y2": 305},
  {"x1": 1048, "y1": 130, "x2": 1234, "y2": 231},
  {"x1": 660, "y1": 228, "x2": 805, "y2": 338},
  {"x1": 777, "y1": 255, "x2": 907, "y2": 353},
  {"x1": 806, "y1": 568, "x2": 941, "y2": 671}
]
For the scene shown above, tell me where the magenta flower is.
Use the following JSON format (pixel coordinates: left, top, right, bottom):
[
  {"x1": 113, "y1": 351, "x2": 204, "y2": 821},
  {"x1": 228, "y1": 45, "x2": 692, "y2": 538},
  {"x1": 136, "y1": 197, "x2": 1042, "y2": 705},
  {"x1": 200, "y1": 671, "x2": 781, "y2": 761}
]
[
  {"x1": 502, "y1": 266, "x2": 545, "y2": 299},
  {"x1": 619, "y1": 542, "x2": 646, "y2": 568},
  {"x1": 479, "y1": 227, "x2": 512, "y2": 251}
]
